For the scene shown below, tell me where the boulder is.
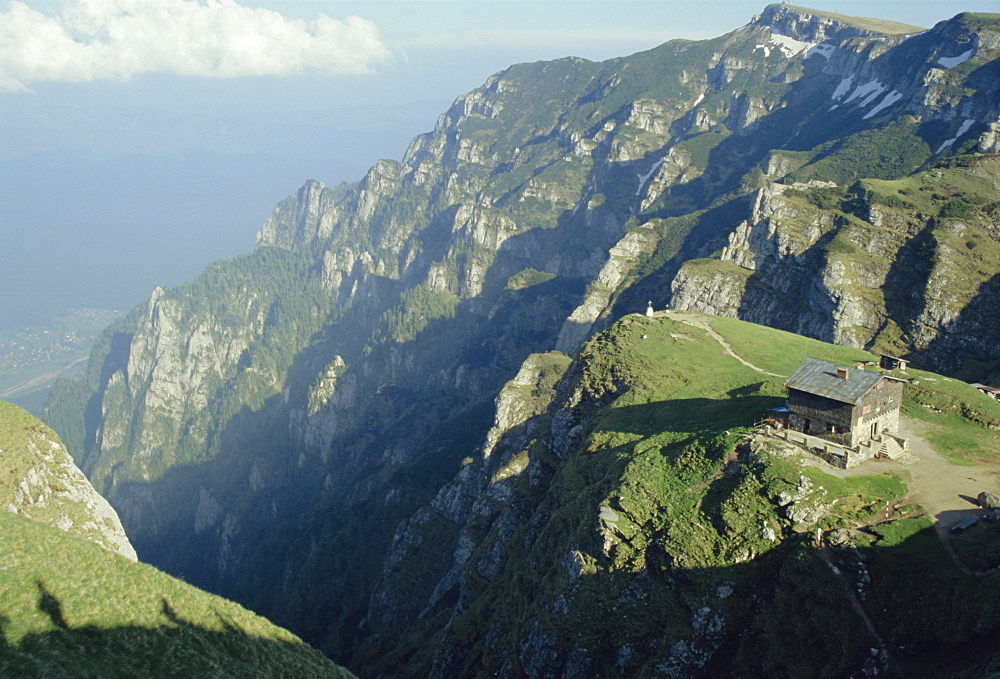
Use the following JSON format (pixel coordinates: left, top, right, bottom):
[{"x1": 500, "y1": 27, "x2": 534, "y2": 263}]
[{"x1": 978, "y1": 492, "x2": 1000, "y2": 509}]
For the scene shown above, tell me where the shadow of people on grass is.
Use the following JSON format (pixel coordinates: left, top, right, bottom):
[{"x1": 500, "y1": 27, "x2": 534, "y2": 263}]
[{"x1": 0, "y1": 589, "x2": 352, "y2": 678}]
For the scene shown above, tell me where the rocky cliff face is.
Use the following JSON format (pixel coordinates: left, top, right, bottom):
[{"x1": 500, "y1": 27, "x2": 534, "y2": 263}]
[
  {"x1": 670, "y1": 157, "x2": 1000, "y2": 380},
  {"x1": 42, "y1": 4, "x2": 1000, "y2": 676},
  {"x1": 1, "y1": 400, "x2": 135, "y2": 560}
]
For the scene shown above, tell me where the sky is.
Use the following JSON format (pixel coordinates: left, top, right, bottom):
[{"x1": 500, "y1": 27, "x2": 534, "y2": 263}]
[{"x1": 2, "y1": 0, "x2": 997, "y2": 330}]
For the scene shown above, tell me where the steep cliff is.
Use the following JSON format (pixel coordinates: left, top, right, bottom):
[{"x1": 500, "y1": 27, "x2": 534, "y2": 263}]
[
  {"x1": 671, "y1": 157, "x2": 1000, "y2": 381},
  {"x1": 41, "y1": 5, "x2": 1000, "y2": 676},
  {"x1": 0, "y1": 400, "x2": 135, "y2": 560}
]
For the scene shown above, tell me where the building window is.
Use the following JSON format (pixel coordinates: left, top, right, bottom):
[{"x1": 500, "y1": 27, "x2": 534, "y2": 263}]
[{"x1": 862, "y1": 404, "x2": 872, "y2": 415}]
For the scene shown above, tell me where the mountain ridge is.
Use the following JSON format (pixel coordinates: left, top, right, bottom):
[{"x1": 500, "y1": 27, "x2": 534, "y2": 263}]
[
  {"x1": 40, "y1": 6, "x2": 1000, "y2": 676},
  {"x1": 761, "y1": 3, "x2": 927, "y2": 36}
]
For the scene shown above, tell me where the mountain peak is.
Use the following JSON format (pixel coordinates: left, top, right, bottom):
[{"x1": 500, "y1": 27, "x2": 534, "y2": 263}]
[{"x1": 753, "y1": 3, "x2": 925, "y2": 42}]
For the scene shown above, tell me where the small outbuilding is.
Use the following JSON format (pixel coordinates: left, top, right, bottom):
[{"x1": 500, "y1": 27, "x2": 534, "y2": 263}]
[
  {"x1": 879, "y1": 354, "x2": 909, "y2": 372},
  {"x1": 784, "y1": 358, "x2": 906, "y2": 449}
]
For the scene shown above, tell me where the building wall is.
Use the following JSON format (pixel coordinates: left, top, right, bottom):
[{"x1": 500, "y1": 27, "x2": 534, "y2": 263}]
[
  {"x1": 787, "y1": 377, "x2": 904, "y2": 448},
  {"x1": 849, "y1": 378, "x2": 904, "y2": 447},
  {"x1": 787, "y1": 389, "x2": 855, "y2": 446}
]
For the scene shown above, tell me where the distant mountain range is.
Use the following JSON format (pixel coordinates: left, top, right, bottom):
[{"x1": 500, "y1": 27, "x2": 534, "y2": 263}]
[{"x1": 38, "y1": 5, "x2": 1000, "y2": 676}]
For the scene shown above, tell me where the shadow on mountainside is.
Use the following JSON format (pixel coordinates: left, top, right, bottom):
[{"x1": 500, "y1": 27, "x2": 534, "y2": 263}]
[
  {"x1": 363, "y1": 485, "x2": 1000, "y2": 679},
  {"x1": 918, "y1": 272, "x2": 1000, "y2": 381},
  {"x1": 92, "y1": 185, "x2": 613, "y2": 660},
  {"x1": 54, "y1": 31, "x2": 1000, "y2": 674},
  {"x1": 0, "y1": 585, "x2": 352, "y2": 679},
  {"x1": 592, "y1": 392, "x2": 783, "y2": 440}
]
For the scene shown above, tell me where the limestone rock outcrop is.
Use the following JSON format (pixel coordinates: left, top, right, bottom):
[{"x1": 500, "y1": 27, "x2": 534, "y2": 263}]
[{"x1": 1, "y1": 401, "x2": 136, "y2": 560}]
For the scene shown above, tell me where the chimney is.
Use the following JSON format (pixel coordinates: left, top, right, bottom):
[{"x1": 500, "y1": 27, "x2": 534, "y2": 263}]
[{"x1": 836, "y1": 367, "x2": 849, "y2": 379}]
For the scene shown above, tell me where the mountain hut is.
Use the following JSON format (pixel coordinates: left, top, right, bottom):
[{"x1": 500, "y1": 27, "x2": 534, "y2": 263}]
[{"x1": 784, "y1": 358, "x2": 906, "y2": 449}]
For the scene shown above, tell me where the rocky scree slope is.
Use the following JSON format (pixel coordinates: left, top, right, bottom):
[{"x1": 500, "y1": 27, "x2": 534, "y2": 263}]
[{"x1": 42, "y1": 4, "x2": 1000, "y2": 673}]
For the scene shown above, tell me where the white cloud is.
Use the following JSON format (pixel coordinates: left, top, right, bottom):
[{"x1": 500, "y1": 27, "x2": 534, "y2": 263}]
[{"x1": 0, "y1": 0, "x2": 391, "y2": 91}]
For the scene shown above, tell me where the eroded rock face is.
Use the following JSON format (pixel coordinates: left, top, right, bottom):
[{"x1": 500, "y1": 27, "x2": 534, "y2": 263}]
[
  {"x1": 365, "y1": 351, "x2": 571, "y2": 632},
  {"x1": 556, "y1": 229, "x2": 658, "y2": 354},
  {"x1": 671, "y1": 162, "x2": 1000, "y2": 375},
  {"x1": 1, "y1": 401, "x2": 136, "y2": 560}
]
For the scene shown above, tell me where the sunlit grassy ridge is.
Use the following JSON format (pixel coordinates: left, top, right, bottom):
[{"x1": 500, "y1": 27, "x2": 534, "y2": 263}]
[
  {"x1": 566, "y1": 312, "x2": 898, "y2": 574},
  {"x1": 0, "y1": 400, "x2": 136, "y2": 558},
  {"x1": 0, "y1": 511, "x2": 353, "y2": 677},
  {"x1": 783, "y1": 4, "x2": 926, "y2": 34},
  {"x1": 567, "y1": 313, "x2": 1000, "y2": 673},
  {"x1": 0, "y1": 400, "x2": 56, "y2": 498},
  {"x1": 378, "y1": 310, "x2": 1000, "y2": 677}
]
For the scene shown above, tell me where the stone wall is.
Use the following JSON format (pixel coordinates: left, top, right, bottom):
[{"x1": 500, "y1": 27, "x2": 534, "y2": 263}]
[{"x1": 850, "y1": 378, "x2": 904, "y2": 446}]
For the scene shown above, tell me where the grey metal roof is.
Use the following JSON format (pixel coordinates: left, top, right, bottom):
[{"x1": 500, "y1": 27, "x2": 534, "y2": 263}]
[{"x1": 784, "y1": 357, "x2": 884, "y2": 404}]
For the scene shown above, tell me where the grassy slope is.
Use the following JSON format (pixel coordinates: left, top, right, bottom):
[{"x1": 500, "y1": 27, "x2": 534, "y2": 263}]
[
  {"x1": 0, "y1": 511, "x2": 353, "y2": 678},
  {"x1": 605, "y1": 313, "x2": 1000, "y2": 670},
  {"x1": 901, "y1": 366, "x2": 1000, "y2": 464},
  {"x1": 423, "y1": 310, "x2": 1000, "y2": 678},
  {"x1": 593, "y1": 313, "x2": 1000, "y2": 674},
  {"x1": 0, "y1": 399, "x2": 135, "y2": 556},
  {"x1": 1, "y1": 398, "x2": 351, "y2": 677},
  {"x1": 573, "y1": 312, "x2": 902, "y2": 573},
  {"x1": 785, "y1": 4, "x2": 926, "y2": 34}
]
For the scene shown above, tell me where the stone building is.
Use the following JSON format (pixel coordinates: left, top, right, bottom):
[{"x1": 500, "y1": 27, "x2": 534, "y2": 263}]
[{"x1": 784, "y1": 357, "x2": 905, "y2": 449}]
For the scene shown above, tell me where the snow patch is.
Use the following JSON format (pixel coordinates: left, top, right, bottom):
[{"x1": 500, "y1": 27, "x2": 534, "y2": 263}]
[
  {"x1": 938, "y1": 48, "x2": 975, "y2": 69},
  {"x1": 844, "y1": 79, "x2": 886, "y2": 107},
  {"x1": 636, "y1": 158, "x2": 666, "y2": 196},
  {"x1": 831, "y1": 76, "x2": 854, "y2": 101},
  {"x1": 936, "y1": 118, "x2": 976, "y2": 153},
  {"x1": 863, "y1": 90, "x2": 904, "y2": 119},
  {"x1": 754, "y1": 44, "x2": 772, "y2": 57},
  {"x1": 769, "y1": 33, "x2": 814, "y2": 58}
]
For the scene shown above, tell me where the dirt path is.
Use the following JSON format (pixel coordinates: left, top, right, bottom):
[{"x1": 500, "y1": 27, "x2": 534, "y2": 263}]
[
  {"x1": 822, "y1": 418, "x2": 999, "y2": 528},
  {"x1": 896, "y1": 419, "x2": 999, "y2": 531},
  {"x1": 662, "y1": 310, "x2": 783, "y2": 377},
  {"x1": 803, "y1": 416, "x2": 1000, "y2": 571}
]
